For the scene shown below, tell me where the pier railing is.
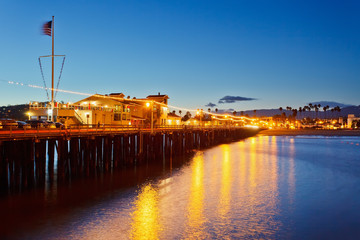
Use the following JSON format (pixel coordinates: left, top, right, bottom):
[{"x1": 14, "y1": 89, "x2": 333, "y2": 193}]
[{"x1": 0, "y1": 124, "x2": 256, "y2": 140}]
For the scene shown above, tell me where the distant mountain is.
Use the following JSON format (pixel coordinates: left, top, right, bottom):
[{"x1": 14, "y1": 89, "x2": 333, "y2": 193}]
[
  {"x1": 309, "y1": 101, "x2": 354, "y2": 108},
  {"x1": 237, "y1": 105, "x2": 360, "y2": 118}
]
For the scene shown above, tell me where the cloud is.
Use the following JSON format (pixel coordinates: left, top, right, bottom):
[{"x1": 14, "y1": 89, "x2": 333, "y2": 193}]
[
  {"x1": 205, "y1": 102, "x2": 217, "y2": 108},
  {"x1": 214, "y1": 108, "x2": 235, "y2": 113},
  {"x1": 218, "y1": 95, "x2": 257, "y2": 104}
]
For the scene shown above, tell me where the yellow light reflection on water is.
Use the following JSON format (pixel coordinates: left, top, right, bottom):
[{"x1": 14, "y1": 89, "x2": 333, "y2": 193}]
[
  {"x1": 130, "y1": 184, "x2": 161, "y2": 240},
  {"x1": 185, "y1": 152, "x2": 207, "y2": 238},
  {"x1": 288, "y1": 137, "x2": 296, "y2": 205},
  {"x1": 218, "y1": 144, "x2": 231, "y2": 219},
  {"x1": 232, "y1": 136, "x2": 281, "y2": 238}
]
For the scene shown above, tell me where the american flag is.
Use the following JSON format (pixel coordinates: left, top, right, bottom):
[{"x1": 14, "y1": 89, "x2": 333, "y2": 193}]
[{"x1": 42, "y1": 21, "x2": 52, "y2": 36}]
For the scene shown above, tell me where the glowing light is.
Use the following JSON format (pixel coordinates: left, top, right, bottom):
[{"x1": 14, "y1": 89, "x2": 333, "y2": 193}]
[
  {"x1": 130, "y1": 184, "x2": 161, "y2": 239},
  {"x1": 146, "y1": 102, "x2": 150, "y2": 107},
  {"x1": 244, "y1": 125, "x2": 259, "y2": 129},
  {"x1": 185, "y1": 152, "x2": 206, "y2": 238}
]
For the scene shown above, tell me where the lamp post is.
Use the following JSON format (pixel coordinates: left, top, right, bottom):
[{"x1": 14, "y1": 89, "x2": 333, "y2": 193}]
[
  {"x1": 196, "y1": 109, "x2": 203, "y2": 128},
  {"x1": 146, "y1": 102, "x2": 154, "y2": 134}
]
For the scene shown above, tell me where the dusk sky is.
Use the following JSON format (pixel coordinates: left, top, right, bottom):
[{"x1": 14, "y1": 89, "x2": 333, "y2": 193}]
[{"x1": 1, "y1": 0, "x2": 359, "y2": 112}]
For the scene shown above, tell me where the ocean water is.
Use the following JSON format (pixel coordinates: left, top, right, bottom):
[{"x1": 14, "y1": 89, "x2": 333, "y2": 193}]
[{"x1": 2, "y1": 135, "x2": 360, "y2": 239}]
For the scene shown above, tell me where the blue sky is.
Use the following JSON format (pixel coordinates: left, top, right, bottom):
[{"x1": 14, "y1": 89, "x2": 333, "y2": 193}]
[{"x1": 0, "y1": 0, "x2": 359, "y2": 111}]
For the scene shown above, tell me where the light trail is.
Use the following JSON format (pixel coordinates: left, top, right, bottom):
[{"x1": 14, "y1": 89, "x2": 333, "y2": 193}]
[
  {"x1": 1, "y1": 78, "x2": 253, "y2": 120},
  {"x1": 1, "y1": 79, "x2": 93, "y2": 97}
]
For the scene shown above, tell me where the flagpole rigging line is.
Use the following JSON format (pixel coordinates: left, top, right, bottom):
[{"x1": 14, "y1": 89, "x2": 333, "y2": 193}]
[
  {"x1": 38, "y1": 55, "x2": 66, "y2": 101},
  {"x1": 54, "y1": 56, "x2": 66, "y2": 100},
  {"x1": 38, "y1": 57, "x2": 50, "y2": 101},
  {"x1": 39, "y1": 55, "x2": 65, "y2": 58}
]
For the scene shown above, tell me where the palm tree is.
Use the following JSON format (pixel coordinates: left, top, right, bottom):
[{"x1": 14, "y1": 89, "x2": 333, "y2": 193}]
[
  {"x1": 309, "y1": 103, "x2": 315, "y2": 119},
  {"x1": 292, "y1": 109, "x2": 298, "y2": 119},
  {"x1": 314, "y1": 105, "x2": 319, "y2": 119},
  {"x1": 286, "y1": 106, "x2": 292, "y2": 118},
  {"x1": 299, "y1": 107, "x2": 303, "y2": 119},
  {"x1": 322, "y1": 105, "x2": 329, "y2": 119},
  {"x1": 335, "y1": 106, "x2": 341, "y2": 118},
  {"x1": 240, "y1": 111, "x2": 244, "y2": 116},
  {"x1": 215, "y1": 108, "x2": 218, "y2": 113},
  {"x1": 233, "y1": 111, "x2": 237, "y2": 116},
  {"x1": 208, "y1": 108, "x2": 211, "y2": 113},
  {"x1": 179, "y1": 110, "x2": 182, "y2": 116},
  {"x1": 253, "y1": 110, "x2": 257, "y2": 117}
]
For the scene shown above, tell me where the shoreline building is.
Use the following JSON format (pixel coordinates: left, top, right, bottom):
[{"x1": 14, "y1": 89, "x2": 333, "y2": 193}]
[
  {"x1": 347, "y1": 114, "x2": 360, "y2": 129},
  {"x1": 28, "y1": 92, "x2": 171, "y2": 128}
]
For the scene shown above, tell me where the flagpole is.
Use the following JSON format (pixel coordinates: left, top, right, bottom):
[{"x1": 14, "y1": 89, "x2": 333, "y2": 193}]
[{"x1": 51, "y1": 16, "x2": 54, "y2": 121}]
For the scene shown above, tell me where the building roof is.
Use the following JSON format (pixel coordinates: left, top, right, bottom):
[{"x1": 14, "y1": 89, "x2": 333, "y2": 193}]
[
  {"x1": 108, "y1": 93, "x2": 125, "y2": 97},
  {"x1": 146, "y1": 93, "x2": 169, "y2": 99},
  {"x1": 74, "y1": 94, "x2": 127, "y2": 105}
]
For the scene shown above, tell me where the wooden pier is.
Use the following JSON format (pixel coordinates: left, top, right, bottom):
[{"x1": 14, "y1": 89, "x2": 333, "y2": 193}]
[{"x1": 0, "y1": 127, "x2": 259, "y2": 194}]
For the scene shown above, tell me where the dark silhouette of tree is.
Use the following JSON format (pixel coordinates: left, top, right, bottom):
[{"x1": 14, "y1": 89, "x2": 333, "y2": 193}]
[
  {"x1": 334, "y1": 106, "x2": 341, "y2": 118},
  {"x1": 179, "y1": 110, "x2": 182, "y2": 116},
  {"x1": 208, "y1": 108, "x2": 211, "y2": 113},
  {"x1": 323, "y1": 105, "x2": 329, "y2": 119},
  {"x1": 307, "y1": 104, "x2": 315, "y2": 119},
  {"x1": 182, "y1": 111, "x2": 191, "y2": 122},
  {"x1": 233, "y1": 111, "x2": 237, "y2": 116},
  {"x1": 215, "y1": 108, "x2": 218, "y2": 113},
  {"x1": 253, "y1": 110, "x2": 257, "y2": 117},
  {"x1": 330, "y1": 108, "x2": 335, "y2": 118},
  {"x1": 292, "y1": 109, "x2": 298, "y2": 119},
  {"x1": 240, "y1": 111, "x2": 244, "y2": 116},
  {"x1": 315, "y1": 105, "x2": 319, "y2": 119}
]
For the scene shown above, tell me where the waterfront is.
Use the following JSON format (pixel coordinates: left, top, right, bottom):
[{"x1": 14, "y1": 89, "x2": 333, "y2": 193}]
[{"x1": 1, "y1": 135, "x2": 360, "y2": 239}]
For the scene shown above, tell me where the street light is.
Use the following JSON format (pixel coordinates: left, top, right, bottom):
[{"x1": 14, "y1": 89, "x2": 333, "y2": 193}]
[
  {"x1": 146, "y1": 101, "x2": 154, "y2": 134},
  {"x1": 26, "y1": 111, "x2": 32, "y2": 120},
  {"x1": 196, "y1": 109, "x2": 203, "y2": 127}
]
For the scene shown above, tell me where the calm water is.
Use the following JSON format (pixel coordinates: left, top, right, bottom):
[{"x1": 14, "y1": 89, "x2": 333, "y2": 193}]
[{"x1": 2, "y1": 135, "x2": 360, "y2": 239}]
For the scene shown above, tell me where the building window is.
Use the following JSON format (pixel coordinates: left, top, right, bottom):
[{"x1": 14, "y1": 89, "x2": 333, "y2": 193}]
[
  {"x1": 115, "y1": 105, "x2": 122, "y2": 112},
  {"x1": 114, "y1": 113, "x2": 121, "y2": 121}
]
